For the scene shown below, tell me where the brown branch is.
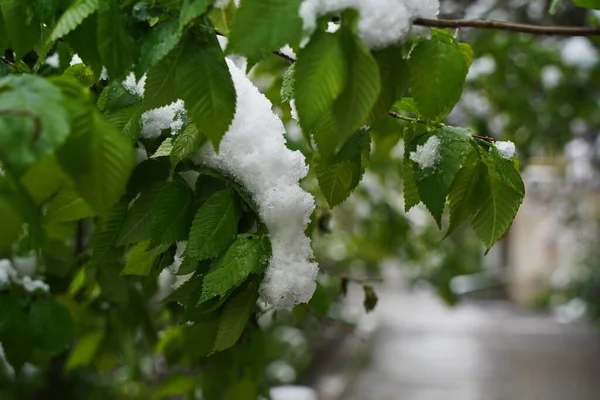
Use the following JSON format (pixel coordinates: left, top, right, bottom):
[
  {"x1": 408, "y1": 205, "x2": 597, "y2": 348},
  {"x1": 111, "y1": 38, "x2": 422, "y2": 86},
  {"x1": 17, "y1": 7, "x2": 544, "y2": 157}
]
[
  {"x1": 0, "y1": 56, "x2": 19, "y2": 71},
  {"x1": 0, "y1": 109, "x2": 42, "y2": 143},
  {"x1": 273, "y1": 49, "x2": 296, "y2": 64},
  {"x1": 414, "y1": 17, "x2": 600, "y2": 36}
]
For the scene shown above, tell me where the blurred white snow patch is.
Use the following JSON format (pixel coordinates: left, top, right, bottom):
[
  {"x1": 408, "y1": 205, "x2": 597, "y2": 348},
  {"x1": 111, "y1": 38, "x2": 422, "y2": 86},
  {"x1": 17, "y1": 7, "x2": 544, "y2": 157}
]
[
  {"x1": 135, "y1": 143, "x2": 148, "y2": 165},
  {"x1": 12, "y1": 254, "x2": 37, "y2": 277},
  {"x1": 409, "y1": 135, "x2": 441, "y2": 169},
  {"x1": 466, "y1": 55, "x2": 496, "y2": 81},
  {"x1": 326, "y1": 21, "x2": 340, "y2": 33},
  {"x1": 70, "y1": 54, "x2": 83, "y2": 66},
  {"x1": 299, "y1": 0, "x2": 439, "y2": 49},
  {"x1": 289, "y1": 99, "x2": 299, "y2": 121},
  {"x1": 541, "y1": 65, "x2": 562, "y2": 89},
  {"x1": 193, "y1": 60, "x2": 318, "y2": 309},
  {"x1": 168, "y1": 241, "x2": 187, "y2": 274},
  {"x1": 266, "y1": 360, "x2": 297, "y2": 383},
  {"x1": 22, "y1": 276, "x2": 49, "y2": 293},
  {"x1": 45, "y1": 53, "x2": 59, "y2": 68},
  {"x1": 123, "y1": 72, "x2": 146, "y2": 97},
  {"x1": 0, "y1": 259, "x2": 17, "y2": 285},
  {"x1": 0, "y1": 258, "x2": 49, "y2": 292},
  {"x1": 178, "y1": 170, "x2": 200, "y2": 190},
  {"x1": 560, "y1": 37, "x2": 598, "y2": 69},
  {"x1": 495, "y1": 141, "x2": 515, "y2": 160},
  {"x1": 214, "y1": 0, "x2": 239, "y2": 7},
  {"x1": 140, "y1": 100, "x2": 185, "y2": 139},
  {"x1": 279, "y1": 45, "x2": 296, "y2": 60},
  {"x1": 100, "y1": 67, "x2": 108, "y2": 81},
  {"x1": 269, "y1": 386, "x2": 317, "y2": 400}
]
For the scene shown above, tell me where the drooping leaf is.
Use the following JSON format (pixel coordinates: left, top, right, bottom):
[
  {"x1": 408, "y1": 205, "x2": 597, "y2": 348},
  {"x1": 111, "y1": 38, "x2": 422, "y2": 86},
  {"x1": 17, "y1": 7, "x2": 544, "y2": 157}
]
[
  {"x1": 308, "y1": 282, "x2": 332, "y2": 317},
  {"x1": 97, "y1": 0, "x2": 136, "y2": 79},
  {"x1": 332, "y1": 28, "x2": 380, "y2": 144},
  {"x1": 0, "y1": 0, "x2": 41, "y2": 58},
  {"x1": 91, "y1": 197, "x2": 129, "y2": 259},
  {"x1": 45, "y1": 189, "x2": 97, "y2": 223},
  {"x1": 199, "y1": 235, "x2": 268, "y2": 303},
  {"x1": 446, "y1": 146, "x2": 487, "y2": 236},
  {"x1": 212, "y1": 280, "x2": 259, "y2": 353},
  {"x1": 471, "y1": 148, "x2": 525, "y2": 251},
  {"x1": 67, "y1": 13, "x2": 103, "y2": 76},
  {"x1": 409, "y1": 30, "x2": 469, "y2": 119},
  {"x1": 0, "y1": 194, "x2": 23, "y2": 250},
  {"x1": 179, "y1": 0, "x2": 212, "y2": 29},
  {"x1": 281, "y1": 64, "x2": 295, "y2": 104},
  {"x1": 63, "y1": 64, "x2": 96, "y2": 87},
  {"x1": 368, "y1": 46, "x2": 409, "y2": 123},
  {"x1": 0, "y1": 75, "x2": 70, "y2": 175},
  {"x1": 152, "y1": 138, "x2": 174, "y2": 158},
  {"x1": 49, "y1": 0, "x2": 99, "y2": 42},
  {"x1": 136, "y1": 19, "x2": 182, "y2": 77},
  {"x1": 573, "y1": 0, "x2": 600, "y2": 9},
  {"x1": 295, "y1": 30, "x2": 347, "y2": 132},
  {"x1": 403, "y1": 158, "x2": 420, "y2": 212},
  {"x1": 170, "y1": 123, "x2": 206, "y2": 169},
  {"x1": 123, "y1": 240, "x2": 158, "y2": 276},
  {"x1": 152, "y1": 375, "x2": 198, "y2": 400},
  {"x1": 186, "y1": 189, "x2": 238, "y2": 260},
  {"x1": 411, "y1": 127, "x2": 471, "y2": 227},
  {"x1": 143, "y1": 47, "x2": 183, "y2": 110},
  {"x1": 227, "y1": 0, "x2": 302, "y2": 61},
  {"x1": 65, "y1": 331, "x2": 104, "y2": 372},
  {"x1": 150, "y1": 180, "x2": 195, "y2": 247},
  {"x1": 29, "y1": 299, "x2": 74, "y2": 356},
  {"x1": 20, "y1": 156, "x2": 69, "y2": 204},
  {"x1": 117, "y1": 184, "x2": 163, "y2": 246},
  {"x1": 175, "y1": 38, "x2": 236, "y2": 150},
  {"x1": 314, "y1": 129, "x2": 371, "y2": 208}
]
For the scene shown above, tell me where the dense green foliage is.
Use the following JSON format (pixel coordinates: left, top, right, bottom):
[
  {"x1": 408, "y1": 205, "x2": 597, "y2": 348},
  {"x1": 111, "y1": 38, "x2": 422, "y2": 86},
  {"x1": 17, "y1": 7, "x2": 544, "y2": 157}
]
[{"x1": 2, "y1": 0, "x2": 596, "y2": 398}]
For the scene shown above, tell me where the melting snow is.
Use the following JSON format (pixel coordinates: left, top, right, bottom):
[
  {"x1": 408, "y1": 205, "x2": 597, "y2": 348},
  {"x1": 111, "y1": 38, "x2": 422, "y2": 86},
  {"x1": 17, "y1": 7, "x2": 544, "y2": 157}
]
[
  {"x1": 409, "y1": 135, "x2": 441, "y2": 169},
  {"x1": 495, "y1": 141, "x2": 515, "y2": 160}
]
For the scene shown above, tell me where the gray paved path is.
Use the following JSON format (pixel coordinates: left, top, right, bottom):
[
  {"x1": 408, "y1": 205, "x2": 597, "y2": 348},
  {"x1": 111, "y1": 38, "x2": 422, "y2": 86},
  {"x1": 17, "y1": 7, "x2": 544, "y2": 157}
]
[{"x1": 343, "y1": 291, "x2": 600, "y2": 400}]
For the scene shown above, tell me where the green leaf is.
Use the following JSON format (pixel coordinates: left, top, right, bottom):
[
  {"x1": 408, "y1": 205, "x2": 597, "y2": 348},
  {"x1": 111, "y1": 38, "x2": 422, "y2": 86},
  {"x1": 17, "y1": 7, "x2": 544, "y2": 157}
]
[
  {"x1": 403, "y1": 160, "x2": 420, "y2": 213},
  {"x1": 308, "y1": 282, "x2": 331, "y2": 317},
  {"x1": 573, "y1": 0, "x2": 600, "y2": 9},
  {"x1": 20, "y1": 156, "x2": 69, "y2": 204},
  {"x1": 199, "y1": 235, "x2": 268, "y2": 303},
  {"x1": 162, "y1": 273, "x2": 204, "y2": 304},
  {"x1": 117, "y1": 185, "x2": 163, "y2": 246},
  {"x1": 104, "y1": 105, "x2": 143, "y2": 143},
  {"x1": 98, "y1": 81, "x2": 142, "y2": 112},
  {"x1": 412, "y1": 127, "x2": 471, "y2": 227},
  {"x1": 150, "y1": 180, "x2": 194, "y2": 247},
  {"x1": 446, "y1": 146, "x2": 487, "y2": 236},
  {"x1": 409, "y1": 30, "x2": 469, "y2": 119},
  {"x1": 296, "y1": 30, "x2": 347, "y2": 133},
  {"x1": 123, "y1": 240, "x2": 158, "y2": 276},
  {"x1": 152, "y1": 374, "x2": 197, "y2": 400},
  {"x1": 0, "y1": 75, "x2": 70, "y2": 175},
  {"x1": 91, "y1": 197, "x2": 129, "y2": 259},
  {"x1": 97, "y1": 0, "x2": 135, "y2": 79},
  {"x1": 63, "y1": 64, "x2": 96, "y2": 87},
  {"x1": 143, "y1": 47, "x2": 182, "y2": 110},
  {"x1": 186, "y1": 189, "x2": 238, "y2": 260},
  {"x1": 33, "y1": 0, "x2": 58, "y2": 24},
  {"x1": 65, "y1": 331, "x2": 104, "y2": 372},
  {"x1": 314, "y1": 129, "x2": 370, "y2": 208},
  {"x1": 29, "y1": 299, "x2": 74, "y2": 356},
  {"x1": 332, "y1": 29, "x2": 380, "y2": 144},
  {"x1": 281, "y1": 64, "x2": 295, "y2": 104},
  {"x1": 175, "y1": 38, "x2": 236, "y2": 150},
  {"x1": 49, "y1": 0, "x2": 99, "y2": 42},
  {"x1": 67, "y1": 13, "x2": 103, "y2": 76},
  {"x1": 0, "y1": 0, "x2": 41, "y2": 58},
  {"x1": 45, "y1": 189, "x2": 97, "y2": 223},
  {"x1": 136, "y1": 19, "x2": 182, "y2": 77},
  {"x1": 368, "y1": 46, "x2": 409, "y2": 123},
  {"x1": 227, "y1": 0, "x2": 302, "y2": 61},
  {"x1": 170, "y1": 123, "x2": 206, "y2": 169},
  {"x1": 152, "y1": 138, "x2": 174, "y2": 158},
  {"x1": 550, "y1": 0, "x2": 561, "y2": 15},
  {"x1": 0, "y1": 194, "x2": 23, "y2": 250},
  {"x1": 212, "y1": 281, "x2": 259, "y2": 353},
  {"x1": 471, "y1": 148, "x2": 525, "y2": 251},
  {"x1": 179, "y1": 0, "x2": 212, "y2": 29}
]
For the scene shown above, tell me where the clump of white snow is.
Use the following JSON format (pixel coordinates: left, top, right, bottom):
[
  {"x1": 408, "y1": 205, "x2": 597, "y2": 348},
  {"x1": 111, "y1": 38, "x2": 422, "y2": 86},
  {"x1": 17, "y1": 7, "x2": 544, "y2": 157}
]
[
  {"x1": 123, "y1": 72, "x2": 146, "y2": 97},
  {"x1": 140, "y1": 100, "x2": 186, "y2": 139},
  {"x1": 0, "y1": 258, "x2": 49, "y2": 293},
  {"x1": 495, "y1": 140, "x2": 516, "y2": 160},
  {"x1": 70, "y1": 54, "x2": 83, "y2": 66},
  {"x1": 45, "y1": 53, "x2": 59, "y2": 69},
  {"x1": 409, "y1": 135, "x2": 441, "y2": 169},
  {"x1": 299, "y1": 0, "x2": 439, "y2": 49},
  {"x1": 192, "y1": 60, "x2": 318, "y2": 309}
]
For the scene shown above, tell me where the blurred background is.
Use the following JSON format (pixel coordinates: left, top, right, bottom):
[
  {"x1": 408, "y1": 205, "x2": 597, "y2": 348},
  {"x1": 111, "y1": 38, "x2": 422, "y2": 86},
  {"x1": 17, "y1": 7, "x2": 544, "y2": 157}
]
[{"x1": 260, "y1": 0, "x2": 600, "y2": 399}]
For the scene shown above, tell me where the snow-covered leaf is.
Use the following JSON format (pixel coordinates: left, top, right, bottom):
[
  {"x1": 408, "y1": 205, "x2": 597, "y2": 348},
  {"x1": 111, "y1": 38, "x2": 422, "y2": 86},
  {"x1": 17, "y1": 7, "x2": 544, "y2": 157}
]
[{"x1": 186, "y1": 189, "x2": 239, "y2": 260}]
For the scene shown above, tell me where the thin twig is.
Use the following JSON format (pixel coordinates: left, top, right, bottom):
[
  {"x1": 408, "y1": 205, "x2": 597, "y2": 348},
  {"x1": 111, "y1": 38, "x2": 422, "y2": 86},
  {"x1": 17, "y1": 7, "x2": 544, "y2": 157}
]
[
  {"x1": 319, "y1": 266, "x2": 383, "y2": 285},
  {"x1": 414, "y1": 17, "x2": 600, "y2": 36},
  {"x1": 0, "y1": 109, "x2": 42, "y2": 143},
  {"x1": 273, "y1": 49, "x2": 296, "y2": 64},
  {"x1": 472, "y1": 134, "x2": 495, "y2": 143},
  {"x1": 0, "y1": 56, "x2": 19, "y2": 71}
]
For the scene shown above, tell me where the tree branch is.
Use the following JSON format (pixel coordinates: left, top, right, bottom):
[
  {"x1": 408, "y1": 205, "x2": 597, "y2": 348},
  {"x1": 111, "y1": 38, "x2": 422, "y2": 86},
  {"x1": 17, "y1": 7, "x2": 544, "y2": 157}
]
[
  {"x1": 414, "y1": 17, "x2": 600, "y2": 36},
  {"x1": 319, "y1": 266, "x2": 383, "y2": 285}
]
